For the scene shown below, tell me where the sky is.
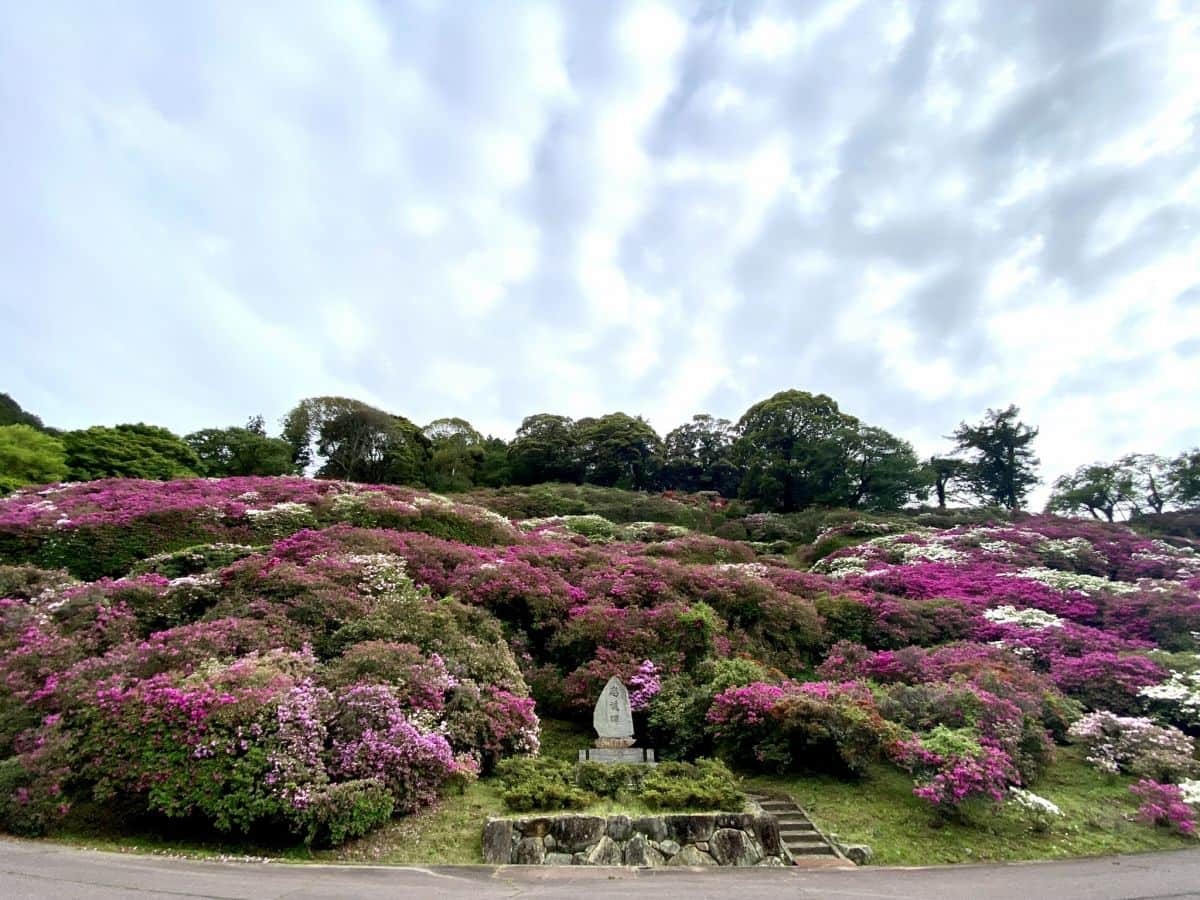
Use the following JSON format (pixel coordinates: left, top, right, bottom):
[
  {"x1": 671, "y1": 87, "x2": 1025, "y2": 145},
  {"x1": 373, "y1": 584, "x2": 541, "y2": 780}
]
[{"x1": 2, "y1": 0, "x2": 1199, "y2": 497}]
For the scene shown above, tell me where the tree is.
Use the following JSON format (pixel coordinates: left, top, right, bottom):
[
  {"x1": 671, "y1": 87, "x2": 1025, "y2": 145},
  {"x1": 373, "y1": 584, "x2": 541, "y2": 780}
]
[
  {"x1": 574, "y1": 413, "x2": 664, "y2": 490},
  {"x1": 662, "y1": 414, "x2": 739, "y2": 496},
  {"x1": 281, "y1": 397, "x2": 429, "y2": 485},
  {"x1": 0, "y1": 393, "x2": 45, "y2": 430},
  {"x1": 1046, "y1": 463, "x2": 1133, "y2": 521},
  {"x1": 62, "y1": 424, "x2": 202, "y2": 481},
  {"x1": 1119, "y1": 453, "x2": 1172, "y2": 515},
  {"x1": 843, "y1": 425, "x2": 927, "y2": 509},
  {"x1": 185, "y1": 417, "x2": 298, "y2": 477},
  {"x1": 0, "y1": 424, "x2": 68, "y2": 493},
  {"x1": 422, "y1": 417, "x2": 485, "y2": 492},
  {"x1": 474, "y1": 436, "x2": 513, "y2": 488},
  {"x1": 731, "y1": 390, "x2": 856, "y2": 512},
  {"x1": 507, "y1": 414, "x2": 581, "y2": 485},
  {"x1": 950, "y1": 405, "x2": 1040, "y2": 510},
  {"x1": 1167, "y1": 448, "x2": 1200, "y2": 508},
  {"x1": 925, "y1": 456, "x2": 965, "y2": 509}
]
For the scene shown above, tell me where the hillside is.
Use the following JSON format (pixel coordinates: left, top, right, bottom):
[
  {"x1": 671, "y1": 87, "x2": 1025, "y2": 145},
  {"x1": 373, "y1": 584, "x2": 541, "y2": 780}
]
[{"x1": 0, "y1": 477, "x2": 1197, "y2": 857}]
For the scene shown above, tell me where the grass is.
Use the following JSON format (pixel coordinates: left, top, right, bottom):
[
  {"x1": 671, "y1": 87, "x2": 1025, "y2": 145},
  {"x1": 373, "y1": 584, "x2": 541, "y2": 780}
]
[{"x1": 748, "y1": 745, "x2": 1197, "y2": 865}]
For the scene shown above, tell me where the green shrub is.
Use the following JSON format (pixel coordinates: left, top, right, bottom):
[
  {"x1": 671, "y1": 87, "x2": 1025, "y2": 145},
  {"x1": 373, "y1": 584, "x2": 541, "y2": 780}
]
[
  {"x1": 0, "y1": 564, "x2": 76, "y2": 600},
  {"x1": 0, "y1": 757, "x2": 58, "y2": 836},
  {"x1": 639, "y1": 759, "x2": 742, "y2": 811},
  {"x1": 130, "y1": 543, "x2": 259, "y2": 578},
  {"x1": 645, "y1": 674, "x2": 714, "y2": 761},
  {"x1": 816, "y1": 594, "x2": 875, "y2": 645},
  {"x1": 575, "y1": 762, "x2": 647, "y2": 797},
  {"x1": 297, "y1": 779, "x2": 395, "y2": 847},
  {"x1": 496, "y1": 757, "x2": 594, "y2": 812}
]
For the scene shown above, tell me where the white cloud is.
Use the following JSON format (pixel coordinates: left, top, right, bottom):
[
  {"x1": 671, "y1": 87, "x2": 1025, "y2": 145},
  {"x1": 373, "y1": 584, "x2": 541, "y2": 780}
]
[{"x1": 0, "y1": 0, "x2": 1196, "y2": 497}]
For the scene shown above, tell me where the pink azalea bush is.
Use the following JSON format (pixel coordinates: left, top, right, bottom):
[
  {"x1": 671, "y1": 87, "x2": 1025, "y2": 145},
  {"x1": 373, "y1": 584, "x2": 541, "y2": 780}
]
[{"x1": 1130, "y1": 779, "x2": 1197, "y2": 836}]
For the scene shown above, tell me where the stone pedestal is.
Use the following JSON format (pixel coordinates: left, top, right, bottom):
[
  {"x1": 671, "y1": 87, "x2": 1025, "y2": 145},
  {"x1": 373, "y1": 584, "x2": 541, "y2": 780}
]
[{"x1": 578, "y1": 747, "x2": 657, "y2": 764}]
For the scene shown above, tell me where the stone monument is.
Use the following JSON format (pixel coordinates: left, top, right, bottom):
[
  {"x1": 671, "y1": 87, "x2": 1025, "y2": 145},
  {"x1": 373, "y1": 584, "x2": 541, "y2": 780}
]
[{"x1": 578, "y1": 676, "x2": 656, "y2": 764}]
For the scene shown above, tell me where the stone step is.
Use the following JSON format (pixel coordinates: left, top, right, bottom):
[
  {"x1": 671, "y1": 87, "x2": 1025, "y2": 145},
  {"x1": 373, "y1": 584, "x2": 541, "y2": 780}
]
[
  {"x1": 784, "y1": 833, "x2": 829, "y2": 846},
  {"x1": 777, "y1": 830, "x2": 816, "y2": 844},
  {"x1": 758, "y1": 802, "x2": 796, "y2": 812},
  {"x1": 787, "y1": 843, "x2": 838, "y2": 857}
]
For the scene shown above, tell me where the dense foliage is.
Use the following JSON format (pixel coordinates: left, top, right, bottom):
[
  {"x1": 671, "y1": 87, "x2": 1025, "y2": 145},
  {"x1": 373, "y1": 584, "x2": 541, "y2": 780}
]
[
  {"x1": 4, "y1": 390, "x2": 1198, "y2": 524},
  {"x1": 0, "y1": 474, "x2": 1198, "y2": 846}
]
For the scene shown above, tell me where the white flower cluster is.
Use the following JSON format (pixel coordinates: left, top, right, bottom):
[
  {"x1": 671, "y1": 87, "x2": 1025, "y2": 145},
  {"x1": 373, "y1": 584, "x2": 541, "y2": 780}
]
[
  {"x1": 168, "y1": 574, "x2": 218, "y2": 588},
  {"x1": 1037, "y1": 537, "x2": 1095, "y2": 559},
  {"x1": 413, "y1": 494, "x2": 453, "y2": 509},
  {"x1": 620, "y1": 521, "x2": 691, "y2": 541},
  {"x1": 345, "y1": 553, "x2": 410, "y2": 597},
  {"x1": 1139, "y1": 667, "x2": 1200, "y2": 727},
  {"x1": 977, "y1": 540, "x2": 1018, "y2": 557},
  {"x1": 983, "y1": 605, "x2": 1064, "y2": 629},
  {"x1": 811, "y1": 556, "x2": 869, "y2": 579},
  {"x1": 1180, "y1": 780, "x2": 1200, "y2": 807},
  {"x1": 1003, "y1": 567, "x2": 1139, "y2": 595},
  {"x1": 814, "y1": 520, "x2": 900, "y2": 540},
  {"x1": 716, "y1": 562, "x2": 770, "y2": 579},
  {"x1": 245, "y1": 501, "x2": 315, "y2": 524},
  {"x1": 1008, "y1": 787, "x2": 1062, "y2": 817}
]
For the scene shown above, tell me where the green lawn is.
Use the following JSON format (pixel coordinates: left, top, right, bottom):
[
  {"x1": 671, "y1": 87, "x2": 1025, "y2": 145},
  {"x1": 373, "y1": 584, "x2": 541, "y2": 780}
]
[{"x1": 749, "y1": 745, "x2": 1196, "y2": 865}]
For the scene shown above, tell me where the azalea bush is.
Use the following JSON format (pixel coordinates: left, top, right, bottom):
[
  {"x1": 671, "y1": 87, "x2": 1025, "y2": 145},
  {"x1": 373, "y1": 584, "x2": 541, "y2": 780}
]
[
  {"x1": 1130, "y1": 779, "x2": 1197, "y2": 837},
  {"x1": 1068, "y1": 712, "x2": 1197, "y2": 781},
  {"x1": 707, "y1": 680, "x2": 895, "y2": 775},
  {"x1": 892, "y1": 726, "x2": 1020, "y2": 818}
]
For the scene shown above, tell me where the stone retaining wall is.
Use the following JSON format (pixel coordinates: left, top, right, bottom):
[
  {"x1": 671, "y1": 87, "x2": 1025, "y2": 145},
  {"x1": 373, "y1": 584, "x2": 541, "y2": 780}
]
[{"x1": 482, "y1": 812, "x2": 787, "y2": 867}]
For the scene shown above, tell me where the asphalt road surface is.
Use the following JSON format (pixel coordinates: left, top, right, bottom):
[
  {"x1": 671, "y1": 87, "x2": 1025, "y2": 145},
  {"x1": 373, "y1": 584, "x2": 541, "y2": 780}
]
[{"x1": 2, "y1": 839, "x2": 1200, "y2": 899}]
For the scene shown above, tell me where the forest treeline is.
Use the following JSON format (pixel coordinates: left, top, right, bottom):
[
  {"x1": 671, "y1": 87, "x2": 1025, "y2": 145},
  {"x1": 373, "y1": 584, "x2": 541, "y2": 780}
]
[{"x1": 1, "y1": 390, "x2": 1197, "y2": 516}]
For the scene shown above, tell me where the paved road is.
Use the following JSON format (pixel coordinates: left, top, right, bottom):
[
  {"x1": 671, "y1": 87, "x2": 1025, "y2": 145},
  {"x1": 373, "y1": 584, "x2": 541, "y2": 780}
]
[{"x1": 2, "y1": 839, "x2": 1199, "y2": 899}]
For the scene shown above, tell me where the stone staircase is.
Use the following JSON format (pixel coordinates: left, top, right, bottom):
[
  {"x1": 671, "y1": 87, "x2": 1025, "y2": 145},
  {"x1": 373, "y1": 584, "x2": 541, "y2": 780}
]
[{"x1": 746, "y1": 793, "x2": 846, "y2": 864}]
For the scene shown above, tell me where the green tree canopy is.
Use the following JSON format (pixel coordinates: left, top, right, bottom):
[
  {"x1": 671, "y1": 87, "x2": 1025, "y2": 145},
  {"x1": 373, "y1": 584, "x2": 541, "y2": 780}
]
[
  {"x1": 574, "y1": 412, "x2": 663, "y2": 490},
  {"x1": 950, "y1": 405, "x2": 1039, "y2": 511},
  {"x1": 281, "y1": 397, "x2": 429, "y2": 485},
  {"x1": 185, "y1": 417, "x2": 298, "y2": 477},
  {"x1": 662, "y1": 414, "x2": 739, "y2": 496},
  {"x1": 62, "y1": 424, "x2": 202, "y2": 481},
  {"x1": 0, "y1": 393, "x2": 45, "y2": 430},
  {"x1": 1166, "y1": 448, "x2": 1200, "y2": 508},
  {"x1": 1046, "y1": 463, "x2": 1134, "y2": 521},
  {"x1": 0, "y1": 424, "x2": 68, "y2": 493},
  {"x1": 422, "y1": 417, "x2": 485, "y2": 492},
  {"x1": 925, "y1": 456, "x2": 966, "y2": 509},
  {"x1": 474, "y1": 436, "x2": 513, "y2": 488},
  {"x1": 731, "y1": 390, "x2": 856, "y2": 512},
  {"x1": 843, "y1": 425, "x2": 927, "y2": 510},
  {"x1": 507, "y1": 414, "x2": 581, "y2": 485}
]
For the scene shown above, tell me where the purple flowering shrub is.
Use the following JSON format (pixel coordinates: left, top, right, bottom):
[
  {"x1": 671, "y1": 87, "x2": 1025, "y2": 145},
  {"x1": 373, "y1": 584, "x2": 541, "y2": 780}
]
[
  {"x1": 891, "y1": 727, "x2": 1020, "y2": 818},
  {"x1": 1129, "y1": 779, "x2": 1197, "y2": 836}
]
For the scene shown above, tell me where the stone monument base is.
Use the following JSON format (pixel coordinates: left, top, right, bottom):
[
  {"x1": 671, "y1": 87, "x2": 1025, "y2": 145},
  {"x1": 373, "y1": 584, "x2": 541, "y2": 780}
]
[
  {"x1": 594, "y1": 737, "x2": 636, "y2": 749},
  {"x1": 578, "y1": 747, "x2": 657, "y2": 764}
]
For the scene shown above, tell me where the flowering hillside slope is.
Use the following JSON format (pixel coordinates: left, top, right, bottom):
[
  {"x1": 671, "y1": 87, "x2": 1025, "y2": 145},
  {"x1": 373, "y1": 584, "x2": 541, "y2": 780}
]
[{"x1": 1, "y1": 477, "x2": 1198, "y2": 846}]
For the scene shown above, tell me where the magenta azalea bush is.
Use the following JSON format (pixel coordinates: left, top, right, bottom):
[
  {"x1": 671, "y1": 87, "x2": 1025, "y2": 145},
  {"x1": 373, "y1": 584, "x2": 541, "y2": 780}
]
[
  {"x1": 1, "y1": 476, "x2": 1199, "y2": 841},
  {"x1": 1130, "y1": 779, "x2": 1197, "y2": 836}
]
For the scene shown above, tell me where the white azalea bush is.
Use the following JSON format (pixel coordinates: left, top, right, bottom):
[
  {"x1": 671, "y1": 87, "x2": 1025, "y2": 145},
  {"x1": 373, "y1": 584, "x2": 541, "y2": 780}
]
[
  {"x1": 1140, "y1": 665, "x2": 1200, "y2": 730},
  {"x1": 983, "y1": 605, "x2": 1064, "y2": 629},
  {"x1": 1008, "y1": 787, "x2": 1063, "y2": 832},
  {"x1": 1068, "y1": 711, "x2": 1198, "y2": 781}
]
